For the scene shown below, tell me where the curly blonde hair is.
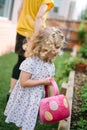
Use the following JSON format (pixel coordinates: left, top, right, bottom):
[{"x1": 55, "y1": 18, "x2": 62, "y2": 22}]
[{"x1": 24, "y1": 27, "x2": 65, "y2": 62}]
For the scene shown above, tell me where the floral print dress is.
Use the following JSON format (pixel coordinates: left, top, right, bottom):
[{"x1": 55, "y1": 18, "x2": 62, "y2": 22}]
[{"x1": 4, "y1": 56, "x2": 55, "y2": 130}]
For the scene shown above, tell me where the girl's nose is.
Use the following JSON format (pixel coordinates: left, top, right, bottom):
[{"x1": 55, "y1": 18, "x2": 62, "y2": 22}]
[{"x1": 58, "y1": 48, "x2": 64, "y2": 56}]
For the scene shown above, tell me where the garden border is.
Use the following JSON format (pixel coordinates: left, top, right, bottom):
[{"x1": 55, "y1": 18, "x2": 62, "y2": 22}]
[{"x1": 58, "y1": 71, "x2": 75, "y2": 130}]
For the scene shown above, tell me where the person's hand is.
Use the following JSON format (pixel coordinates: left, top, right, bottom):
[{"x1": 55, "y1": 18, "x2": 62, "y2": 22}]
[
  {"x1": 22, "y1": 43, "x2": 28, "y2": 50},
  {"x1": 42, "y1": 77, "x2": 53, "y2": 86},
  {"x1": 30, "y1": 32, "x2": 38, "y2": 42}
]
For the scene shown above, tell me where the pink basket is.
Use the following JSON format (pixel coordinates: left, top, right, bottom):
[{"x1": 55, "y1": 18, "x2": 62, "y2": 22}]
[{"x1": 39, "y1": 78, "x2": 70, "y2": 123}]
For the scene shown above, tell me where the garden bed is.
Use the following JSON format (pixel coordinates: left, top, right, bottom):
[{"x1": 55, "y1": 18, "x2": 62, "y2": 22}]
[
  {"x1": 71, "y1": 70, "x2": 87, "y2": 130},
  {"x1": 58, "y1": 70, "x2": 87, "y2": 130}
]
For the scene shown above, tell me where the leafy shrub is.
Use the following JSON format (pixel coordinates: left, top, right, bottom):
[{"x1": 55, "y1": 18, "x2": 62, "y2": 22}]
[
  {"x1": 77, "y1": 22, "x2": 86, "y2": 44},
  {"x1": 62, "y1": 56, "x2": 87, "y2": 71},
  {"x1": 79, "y1": 42, "x2": 87, "y2": 58}
]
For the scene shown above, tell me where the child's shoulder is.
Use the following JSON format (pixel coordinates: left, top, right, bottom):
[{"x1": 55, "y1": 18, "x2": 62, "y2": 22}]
[
  {"x1": 19, "y1": 56, "x2": 37, "y2": 71},
  {"x1": 22, "y1": 56, "x2": 41, "y2": 64},
  {"x1": 24, "y1": 56, "x2": 54, "y2": 65},
  {"x1": 26, "y1": 56, "x2": 40, "y2": 62}
]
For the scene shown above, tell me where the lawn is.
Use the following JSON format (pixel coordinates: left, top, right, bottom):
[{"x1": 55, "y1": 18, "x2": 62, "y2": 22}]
[{"x1": 0, "y1": 52, "x2": 70, "y2": 130}]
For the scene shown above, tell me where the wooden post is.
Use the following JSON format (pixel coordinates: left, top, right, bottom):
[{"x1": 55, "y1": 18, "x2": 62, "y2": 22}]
[{"x1": 58, "y1": 71, "x2": 75, "y2": 130}]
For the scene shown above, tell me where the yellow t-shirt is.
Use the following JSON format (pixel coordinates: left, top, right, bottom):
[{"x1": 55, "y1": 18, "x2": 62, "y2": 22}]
[{"x1": 16, "y1": 0, "x2": 54, "y2": 37}]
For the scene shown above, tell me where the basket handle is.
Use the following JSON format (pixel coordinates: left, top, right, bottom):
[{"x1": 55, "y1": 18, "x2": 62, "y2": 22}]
[{"x1": 45, "y1": 78, "x2": 60, "y2": 97}]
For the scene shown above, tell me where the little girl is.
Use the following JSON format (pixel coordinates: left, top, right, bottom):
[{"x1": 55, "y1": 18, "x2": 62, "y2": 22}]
[{"x1": 4, "y1": 27, "x2": 65, "y2": 130}]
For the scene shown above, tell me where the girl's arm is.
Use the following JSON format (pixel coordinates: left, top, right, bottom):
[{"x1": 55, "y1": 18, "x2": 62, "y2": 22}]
[
  {"x1": 19, "y1": 71, "x2": 51, "y2": 88},
  {"x1": 29, "y1": 4, "x2": 48, "y2": 45}
]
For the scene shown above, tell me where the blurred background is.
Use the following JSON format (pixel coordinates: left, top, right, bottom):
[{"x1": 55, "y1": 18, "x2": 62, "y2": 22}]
[
  {"x1": 0, "y1": 0, "x2": 87, "y2": 55},
  {"x1": 0, "y1": 0, "x2": 87, "y2": 22}
]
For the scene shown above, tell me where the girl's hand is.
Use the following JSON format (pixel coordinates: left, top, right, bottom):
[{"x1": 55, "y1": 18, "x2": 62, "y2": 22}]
[{"x1": 43, "y1": 77, "x2": 52, "y2": 85}]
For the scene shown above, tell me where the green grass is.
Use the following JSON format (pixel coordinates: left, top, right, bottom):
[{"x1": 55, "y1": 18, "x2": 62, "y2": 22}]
[
  {"x1": 0, "y1": 52, "x2": 70, "y2": 130},
  {"x1": 0, "y1": 53, "x2": 18, "y2": 130}
]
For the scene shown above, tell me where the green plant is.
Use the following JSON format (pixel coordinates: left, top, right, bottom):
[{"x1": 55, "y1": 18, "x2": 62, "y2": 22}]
[
  {"x1": 78, "y1": 41, "x2": 87, "y2": 58},
  {"x1": 76, "y1": 83, "x2": 87, "y2": 130},
  {"x1": 63, "y1": 56, "x2": 87, "y2": 71},
  {"x1": 77, "y1": 118, "x2": 87, "y2": 130},
  {"x1": 79, "y1": 6, "x2": 87, "y2": 20},
  {"x1": 78, "y1": 83, "x2": 87, "y2": 114},
  {"x1": 77, "y1": 22, "x2": 86, "y2": 44},
  {"x1": 54, "y1": 53, "x2": 71, "y2": 87},
  {"x1": 77, "y1": 22, "x2": 87, "y2": 59},
  {"x1": 71, "y1": 83, "x2": 87, "y2": 130}
]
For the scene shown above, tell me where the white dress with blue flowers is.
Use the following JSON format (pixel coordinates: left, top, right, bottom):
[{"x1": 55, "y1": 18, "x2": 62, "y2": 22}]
[{"x1": 4, "y1": 56, "x2": 55, "y2": 130}]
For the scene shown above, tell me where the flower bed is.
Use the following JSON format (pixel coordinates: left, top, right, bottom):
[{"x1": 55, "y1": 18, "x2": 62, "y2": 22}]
[{"x1": 71, "y1": 71, "x2": 87, "y2": 130}]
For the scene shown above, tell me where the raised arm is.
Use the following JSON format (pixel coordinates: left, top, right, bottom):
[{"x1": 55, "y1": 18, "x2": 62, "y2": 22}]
[{"x1": 33, "y1": 4, "x2": 48, "y2": 36}]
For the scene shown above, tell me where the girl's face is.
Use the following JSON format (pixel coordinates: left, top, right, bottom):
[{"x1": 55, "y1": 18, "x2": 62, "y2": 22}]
[{"x1": 48, "y1": 47, "x2": 63, "y2": 59}]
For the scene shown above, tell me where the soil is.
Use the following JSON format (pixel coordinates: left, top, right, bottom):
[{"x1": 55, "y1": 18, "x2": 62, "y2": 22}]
[{"x1": 70, "y1": 70, "x2": 87, "y2": 129}]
